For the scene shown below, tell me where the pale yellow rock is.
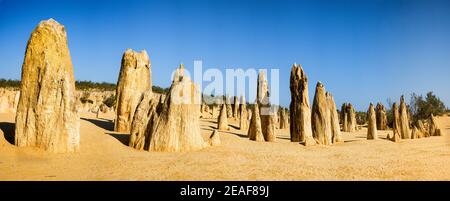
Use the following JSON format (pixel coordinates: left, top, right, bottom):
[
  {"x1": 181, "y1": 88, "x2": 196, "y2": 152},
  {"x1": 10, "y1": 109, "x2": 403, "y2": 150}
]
[
  {"x1": 226, "y1": 96, "x2": 233, "y2": 118},
  {"x1": 340, "y1": 103, "x2": 357, "y2": 132},
  {"x1": 390, "y1": 102, "x2": 401, "y2": 142},
  {"x1": 114, "y1": 49, "x2": 151, "y2": 132},
  {"x1": 209, "y1": 130, "x2": 221, "y2": 146},
  {"x1": 399, "y1": 96, "x2": 411, "y2": 139},
  {"x1": 367, "y1": 103, "x2": 378, "y2": 140},
  {"x1": 239, "y1": 95, "x2": 248, "y2": 131},
  {"x1": 129, "y1": 90, "x2": 160, "y2": 150},
  {"x1": 0, "y1": 89, "x2": 19, "y2": 113},
  {"x1": 429, "y1": 114, "x2": 441, "y2": 136},
  {"x1": 348, "y1": 104, "x2": 357, "y2": 132},
  {"x1": 279, "y1": 108, "x2": 289, "y2": 129},
  {"x1": 148, "y1": 75, "x2": 206, "y2": 152},
  {"x1": 233, "y1": 96, "x2": 239, "y2": 119},
  {"x1": 416, "y1": 120, "x2": 429, "y2": 137},
  {"x1": 375, "y1": 103, "x2": 388, "y2": 130},
  {"x1": 15, "y1": 19, "x2": 79, "y2": 153},
  {"x1": 311, "y1": 82, "x2": 332, "y2": 145},
  {"x1": 218, "y1": 103, "x2": 229, "y2": 131},
  {"x1": 248, "y1": 103, "x2": 264, "y2": 142},
  {"x1": 257, "y1": 71, "x2": 276, "y2": 142},
  {"x1": 76, "y1": 91, "x2": 115, "y2": 113},
  {"x1": 327, "y1": 92, "x2": 343, "y2": 143}
]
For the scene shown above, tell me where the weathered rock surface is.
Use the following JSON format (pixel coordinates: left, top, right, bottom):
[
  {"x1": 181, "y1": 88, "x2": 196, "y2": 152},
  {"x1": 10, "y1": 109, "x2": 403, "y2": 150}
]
[
  {"x1": 233, "y1": 96, "x2": 239, "y2": 119},
  {"x1": 226, "y1": 96, "x2": 233, "y2": 118},
  {"x1": 218, "y1": 103, "x2": 229, "y2": 131},
  {"x1": 209, "y1": 130, "x2": 221, "y2": 146},
  {"x1": 375, "y1": 103, "x2": 388, "y2": 130},
  {"x1": 429, "y1": 114, "x2": 442, "y2": 136},
  {"x1": 128, "y1": 90, "x2": 161, "y2": 150},
  {"x1": 239, "y1": 95, "x2": 248, "y2": 131},
  {"x1": 0, "y1": 89, "x2": 20, "y2": 113},
  {"x1": 341, "y1": 103, "x2": 357, "y2": 132},
  {"x1": 148, "y1": 74, "x2": 205, "y2": 151},
  {"x1": 411, "y1": 126, "x2": 422, "y2": 139},
  {"x1": 248, "y1": 103, "x2": 264, "y2": 142},
  {"x1": 416, "y1": 120, "x2": 429, "y2": 137},
  {"x1": 367, "y1": 103, "x2": 378, "y2": 140},
  {"x1": 289, "y1": 64, "x2": 315, "y2": 145},
  {"x1": 15, "y1": 19, "x2": 80, "y2": 153},
  {"x1": 399, "y1": 96, "x2": 411, "y2": 139},
  {"x1": 262, "y1": 111, "x2": 277, "y2": 142},
  {"x1": 389, "y1": 102, "x2": 401, "y2": 142},
  {"x1": 114, "y1": 49, "x2": 151, "y2": 132},
  {"x1": 212, "y1": 104, "x2": 219, "y2": 119},
  {"x1": 279, "y1": 108, "x2": 289, "y2": 129},
  {"x1": 311, "y1": 82, "x2": 332, "y2": 145},
  {"x1": 340, "y1": 103, "x2": 348, "y2": 132},
  {"x1": 257, "y1": 71, "x2": 276, "y2": 142},
  {"x1": 200, "y1": 102, "x2": 213, "y2": 118},
  {"x1": 327, "y1": 92, "x2": 342, "y2": 143},
  {"x1": 128, "y1": 65, "x2": 205, "y2": 152},
  {"x1": 77, "y1": 90, "x2": 115, "y2": 113}
]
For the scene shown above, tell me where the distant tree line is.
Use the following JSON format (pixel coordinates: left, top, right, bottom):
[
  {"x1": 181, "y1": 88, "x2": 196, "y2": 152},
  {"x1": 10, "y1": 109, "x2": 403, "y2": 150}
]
[
  {"x1": 0, "y1": 79, "x2": 20, "y2": 89},
  {"x1": 0, "y1": 78, "x2": 169, "y2": 93},
  {"x1": 75, "y1": 80, "x2": 116, "y2": 91}
]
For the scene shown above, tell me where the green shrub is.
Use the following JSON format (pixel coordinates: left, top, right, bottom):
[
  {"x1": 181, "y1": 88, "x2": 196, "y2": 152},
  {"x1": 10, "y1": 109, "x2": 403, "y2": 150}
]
[
  {"x1": 152, "y1": 86, "x2": 169, "y2": 94},
  {"x1": 355, "y1": 111, "x2": 367, "y2": 125},
  {"x1": 409, "y1": 91, "x2": 446, "y2": 122}
]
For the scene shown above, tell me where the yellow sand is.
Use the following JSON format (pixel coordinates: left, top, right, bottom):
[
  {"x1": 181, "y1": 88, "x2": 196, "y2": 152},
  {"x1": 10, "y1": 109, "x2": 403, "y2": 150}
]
[{"x1": 0, "y1": 112, "x2": 449, "y2": 180}]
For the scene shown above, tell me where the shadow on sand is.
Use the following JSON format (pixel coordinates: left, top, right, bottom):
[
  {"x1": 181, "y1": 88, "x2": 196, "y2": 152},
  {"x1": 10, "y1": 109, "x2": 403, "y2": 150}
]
[
  {"x1": 228, "y1": 124, "x2": 240, "y2": 130},
  {"x1": 106, "y1": 132, "x2": 130, "y2": 146},
  {"x1": 0, "y1": 122, "x2": 15, "y2": 145},
  {"x1": 81, "y1": 117, "x2": 114, "y2": 131}
]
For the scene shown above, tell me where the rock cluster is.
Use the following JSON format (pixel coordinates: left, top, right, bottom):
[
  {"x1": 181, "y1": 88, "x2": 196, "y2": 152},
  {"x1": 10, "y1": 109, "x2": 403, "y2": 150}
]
[
  {"x1": 77, "y1": 91, "x2": 115, "y2": 113},
  {"x1": 128, "y1": 65, "x2": 206, "y2": 152}
]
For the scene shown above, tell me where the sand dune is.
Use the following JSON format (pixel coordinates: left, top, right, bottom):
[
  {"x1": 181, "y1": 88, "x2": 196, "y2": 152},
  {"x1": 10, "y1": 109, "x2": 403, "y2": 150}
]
[{"x1": 0, "y1": 112, "x2": 449, "y2": 180}]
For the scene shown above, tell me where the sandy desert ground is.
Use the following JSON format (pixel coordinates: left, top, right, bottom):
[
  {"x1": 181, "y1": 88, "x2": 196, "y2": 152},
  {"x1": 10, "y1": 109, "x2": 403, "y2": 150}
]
[{"x1": 0, "y1": 111, "x2": 449, "y2": 181}]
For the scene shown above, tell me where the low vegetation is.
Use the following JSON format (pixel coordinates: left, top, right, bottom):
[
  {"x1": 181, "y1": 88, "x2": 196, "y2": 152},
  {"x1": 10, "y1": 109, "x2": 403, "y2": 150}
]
[
  {"x1": 409, "y1": 92, "x2": 447, "y2": 123},
  {"x1": 0, "y1": 78, "x2": 169, "y2": 93}
]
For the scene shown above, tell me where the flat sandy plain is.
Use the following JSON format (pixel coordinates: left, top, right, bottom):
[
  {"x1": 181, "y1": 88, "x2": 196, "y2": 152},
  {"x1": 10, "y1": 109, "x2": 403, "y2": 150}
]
[{"x1": 1, "y1": 111, "x2": 449, "y2": 180}]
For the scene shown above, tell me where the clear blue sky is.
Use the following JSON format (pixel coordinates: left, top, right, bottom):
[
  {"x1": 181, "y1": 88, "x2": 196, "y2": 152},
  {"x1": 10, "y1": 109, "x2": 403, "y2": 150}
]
[{"x1": 1, "y1": 0, "x2": 449, "y2": 111}]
